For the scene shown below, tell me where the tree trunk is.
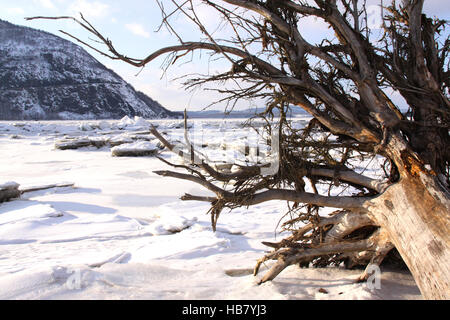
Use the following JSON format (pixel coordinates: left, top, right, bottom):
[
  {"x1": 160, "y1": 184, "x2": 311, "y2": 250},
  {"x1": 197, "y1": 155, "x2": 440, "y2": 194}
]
[{"x1": 366, "y1": 171, "x2": 450, "y2": 299}]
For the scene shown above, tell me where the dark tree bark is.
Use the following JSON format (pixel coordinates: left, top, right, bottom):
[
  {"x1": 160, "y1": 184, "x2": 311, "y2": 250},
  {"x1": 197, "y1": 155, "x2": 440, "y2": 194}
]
[{"x1": 27, "y1": 0, "x2": 450, "y2": 299}]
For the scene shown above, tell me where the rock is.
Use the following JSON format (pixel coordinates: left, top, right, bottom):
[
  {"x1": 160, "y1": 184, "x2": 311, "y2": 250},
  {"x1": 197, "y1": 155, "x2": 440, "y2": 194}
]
[{"x1": 0, "y1": 181, "x2": 21, "y2": 203}]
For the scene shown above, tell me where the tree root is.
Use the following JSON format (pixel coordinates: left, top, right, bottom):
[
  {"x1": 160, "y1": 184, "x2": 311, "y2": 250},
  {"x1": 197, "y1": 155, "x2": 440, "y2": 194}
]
[{"x1": 254, "y1": 210, "x2": 395, "y2": 285}]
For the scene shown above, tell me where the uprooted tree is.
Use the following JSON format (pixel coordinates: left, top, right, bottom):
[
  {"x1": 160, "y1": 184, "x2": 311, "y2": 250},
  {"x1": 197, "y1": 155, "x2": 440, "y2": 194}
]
[{"x1": 28, "y1": 0, "x2": 449, "y2": 299}]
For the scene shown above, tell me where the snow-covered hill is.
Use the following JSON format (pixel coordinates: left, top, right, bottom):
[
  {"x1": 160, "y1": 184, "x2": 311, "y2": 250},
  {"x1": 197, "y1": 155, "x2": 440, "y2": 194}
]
[{"x1": 0, "y1": 19, "x2": 181, "y2": 120}]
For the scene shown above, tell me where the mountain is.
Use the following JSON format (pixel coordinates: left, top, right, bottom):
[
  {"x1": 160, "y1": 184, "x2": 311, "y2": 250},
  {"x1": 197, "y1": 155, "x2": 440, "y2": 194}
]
[{"x1": 0, "y1": 19, "x2": 181, "y2": 120}]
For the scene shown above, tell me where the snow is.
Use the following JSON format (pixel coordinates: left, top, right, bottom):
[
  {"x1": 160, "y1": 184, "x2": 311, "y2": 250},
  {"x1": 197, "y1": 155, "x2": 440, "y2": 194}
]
[
  {"x1": 0, "y1": 181, "x2": 20, "y2": 190},
  {"x1": 116, "y1": 115, "x2": 150, "y2": 130},
  {"x1": 111, "y1": 140, "x2": 159, "y2": 157},
  {"x1": 0, "y1": 118, "x2": 422, "y2": 300}
]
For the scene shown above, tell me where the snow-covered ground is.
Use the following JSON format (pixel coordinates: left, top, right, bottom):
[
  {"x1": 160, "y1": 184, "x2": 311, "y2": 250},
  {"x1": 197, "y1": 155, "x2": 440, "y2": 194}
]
[{"x1": 0, "y1": 117, "x2": 421, "y2": 300}]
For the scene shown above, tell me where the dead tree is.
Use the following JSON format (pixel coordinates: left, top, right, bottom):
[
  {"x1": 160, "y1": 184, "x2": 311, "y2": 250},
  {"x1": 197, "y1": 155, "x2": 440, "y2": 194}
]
[{"x1": 28, "y1": 0, "x2": 450, "y2": 299}]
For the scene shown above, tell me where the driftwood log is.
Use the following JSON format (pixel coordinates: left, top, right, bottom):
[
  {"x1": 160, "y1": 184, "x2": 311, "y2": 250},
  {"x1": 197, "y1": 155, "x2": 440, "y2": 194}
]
[
  {"x1": 0, "y1": 182, "x2": 75, "y2": 203},
  {"x1": 54, "y1": 133, "x2": 160, "y2": 153}
]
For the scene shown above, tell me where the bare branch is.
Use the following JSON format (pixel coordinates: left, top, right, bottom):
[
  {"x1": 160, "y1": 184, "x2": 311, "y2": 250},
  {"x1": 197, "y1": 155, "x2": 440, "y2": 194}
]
[
  {"x1": 309, "y1": 167, "x2": 388, "y2": 193},
  {"x1": 153, "y1": 170, "x2": 231, "y2": 198}
]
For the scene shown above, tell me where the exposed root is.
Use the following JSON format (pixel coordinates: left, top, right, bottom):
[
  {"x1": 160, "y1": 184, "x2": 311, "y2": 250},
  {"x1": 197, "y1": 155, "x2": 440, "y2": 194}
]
[
  {"x1": 143, "y1": 109, "x2": 405, "y2": 287},
  {"x1": 356, "y1": 229, "x2": 394, "y2": 282},
  {"x1": 254, "y1": 210, "x2": 396, "y2": 285},
  {"x1": 256, "y1": 238, "x2": 373, "y2": 284}
]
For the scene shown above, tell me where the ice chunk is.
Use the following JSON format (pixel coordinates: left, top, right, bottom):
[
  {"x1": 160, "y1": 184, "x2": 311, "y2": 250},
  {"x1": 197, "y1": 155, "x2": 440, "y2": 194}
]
[
  {"x1": 133, "y1": 116, "x2": 148, "y2": 127},
  {"x1": 118, "y1": 115, "x2": 134, "y2": 127},
  {"x1": 111, "y1": 141, "x2": 159, "y2": 157},
  {"x1": 148, "y1": 215, "x2": 198, "y2": 235},
  {"x1": 79, "y1": 122, "x2": 94, "y2": 131},
  {"x1": 98, "y1": 120, "x2": 111, "y2": 131}
]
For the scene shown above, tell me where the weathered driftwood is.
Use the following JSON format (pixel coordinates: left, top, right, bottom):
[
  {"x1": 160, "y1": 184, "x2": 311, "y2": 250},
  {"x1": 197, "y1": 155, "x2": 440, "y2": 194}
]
[
  {"x1": 55, "y1": 133, "x2": 159, "y2": 150},
  {"x1": 20, "y1": 182, "x2": 75, "y2": 193},
  {"x1": 0, "y1": 182, "x2": 75, "y2": 203},
  {"x1": 54, "y1": 137, "x2": 107, "y2": 150}
]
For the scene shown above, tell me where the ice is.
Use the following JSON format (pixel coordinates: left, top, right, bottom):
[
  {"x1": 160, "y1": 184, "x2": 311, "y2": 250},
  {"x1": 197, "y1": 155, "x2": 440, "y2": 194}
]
[
  {"x1": 111, "y1": 140, "x2": 159, "y2": 157},
  {"x1": 79, "y1": 122, "x2": 94, "y2": 131},
  {"x1": 98, "y1": 120, "x2": 111, "y2": 131},
  {"x1": 116, "y1": 116, "x2": 149, "y2": 130},
  {"x1": 0, "y1": 200, "x2": 62, "y2": 226},
  {"x1": 147, "y1": 206, "x2": 198, "y2": 235},
  {"x1": 133, "y1": 116, "x2": 149, "y2": 127},
  {"x1": 0, "y1": 118, "x2": 422, "y2": 300},
  {"x1": 118, "y1": 115, "x2": 134, "y2": 127}
]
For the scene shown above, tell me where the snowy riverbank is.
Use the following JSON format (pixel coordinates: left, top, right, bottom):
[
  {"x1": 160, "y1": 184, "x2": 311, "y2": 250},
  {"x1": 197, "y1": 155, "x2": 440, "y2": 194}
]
[{"x1": 0, "y1": 118, "x2": 421, "y2": 299}]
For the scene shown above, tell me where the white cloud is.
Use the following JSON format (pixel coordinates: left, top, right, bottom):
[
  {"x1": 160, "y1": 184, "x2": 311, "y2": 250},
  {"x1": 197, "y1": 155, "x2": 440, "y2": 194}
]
[
  {"x1": 33, "y1": 0, "x2": 55, "y2": 9},
  {"x1": 68, "y1": 0, "x2": 109, "y2": 19},
  {"x1": 6, "y1": 7, "x2": 25, "y2": 15},
  {"x1": 125, "y1": 23, "x2": 150, "y2": 38}
]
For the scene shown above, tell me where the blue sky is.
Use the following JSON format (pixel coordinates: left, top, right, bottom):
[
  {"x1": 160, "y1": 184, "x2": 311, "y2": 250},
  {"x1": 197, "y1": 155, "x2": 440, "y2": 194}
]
[{"x1": 1, "y1": 0, "x2": 448, "y2": 112}]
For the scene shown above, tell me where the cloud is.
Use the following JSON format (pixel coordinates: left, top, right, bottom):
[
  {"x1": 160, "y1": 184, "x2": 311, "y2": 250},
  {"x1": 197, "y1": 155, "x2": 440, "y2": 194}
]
[
  {"x1": 6, "y1": 7, "x2": 25, "y2": 15},
  {"x1": 68, "y1": 0, "x2": 109, "y2": 19},
  {"x1": 125, "y1": 23, "x2": 150, "y2": 38},
  {"x1": 33, "y1": 0, "x2": 55, "y2": 9}
]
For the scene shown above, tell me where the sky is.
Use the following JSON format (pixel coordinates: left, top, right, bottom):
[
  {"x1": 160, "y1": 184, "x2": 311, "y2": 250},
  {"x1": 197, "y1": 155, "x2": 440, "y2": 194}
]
[{"x1": 0, "y1": 0, "x2": 448, "y2": 112}]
